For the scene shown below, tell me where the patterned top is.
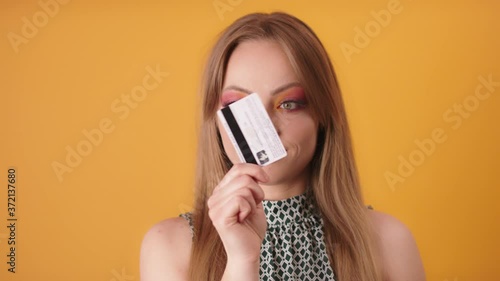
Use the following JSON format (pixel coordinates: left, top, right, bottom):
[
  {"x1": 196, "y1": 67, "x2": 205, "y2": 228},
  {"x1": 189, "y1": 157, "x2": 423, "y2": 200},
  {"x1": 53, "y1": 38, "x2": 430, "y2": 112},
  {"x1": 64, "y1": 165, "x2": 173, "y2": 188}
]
[{"x1": 179, "y1": 189, "x2": 337, "y2": 280}]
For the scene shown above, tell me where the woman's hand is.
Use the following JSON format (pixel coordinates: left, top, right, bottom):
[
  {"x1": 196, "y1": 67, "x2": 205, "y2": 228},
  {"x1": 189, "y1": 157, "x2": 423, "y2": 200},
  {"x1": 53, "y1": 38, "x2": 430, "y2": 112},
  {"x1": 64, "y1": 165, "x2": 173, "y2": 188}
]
[{"x1": 208, "y1": 163, "x2": 269, "y2": 264}]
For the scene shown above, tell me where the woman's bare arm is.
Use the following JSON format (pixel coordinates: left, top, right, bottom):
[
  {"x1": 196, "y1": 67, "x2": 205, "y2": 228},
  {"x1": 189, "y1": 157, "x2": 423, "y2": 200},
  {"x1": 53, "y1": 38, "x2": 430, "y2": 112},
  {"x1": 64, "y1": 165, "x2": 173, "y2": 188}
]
[
  {"x1": 140, "y1": 217, "x2": 192, "y2": 281},
  {"x1": 369, "y1": 210, "x2": 426, "y2": 281}
]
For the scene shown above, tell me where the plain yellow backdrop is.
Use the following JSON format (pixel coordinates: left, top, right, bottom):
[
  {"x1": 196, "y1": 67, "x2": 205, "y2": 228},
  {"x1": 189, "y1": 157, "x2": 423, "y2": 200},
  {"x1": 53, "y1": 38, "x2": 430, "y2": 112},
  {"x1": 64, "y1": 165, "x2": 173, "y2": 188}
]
[{"x1": 1, "y1": 0, "x2": 499, "y2": 280}]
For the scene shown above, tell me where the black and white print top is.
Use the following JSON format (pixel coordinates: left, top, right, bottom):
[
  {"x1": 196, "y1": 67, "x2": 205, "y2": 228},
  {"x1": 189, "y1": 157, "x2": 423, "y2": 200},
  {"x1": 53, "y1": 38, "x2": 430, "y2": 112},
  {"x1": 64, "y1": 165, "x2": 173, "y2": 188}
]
[{"x1": 179, "y1": 189, "x2": 337, "y2": 281}]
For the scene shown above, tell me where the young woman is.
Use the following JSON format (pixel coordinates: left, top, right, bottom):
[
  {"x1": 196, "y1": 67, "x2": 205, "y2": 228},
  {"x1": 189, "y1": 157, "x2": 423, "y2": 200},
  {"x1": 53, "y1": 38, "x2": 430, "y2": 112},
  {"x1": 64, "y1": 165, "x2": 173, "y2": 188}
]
[{"x1": 140, "y1": 12, "x2": 425, "y2": 281}]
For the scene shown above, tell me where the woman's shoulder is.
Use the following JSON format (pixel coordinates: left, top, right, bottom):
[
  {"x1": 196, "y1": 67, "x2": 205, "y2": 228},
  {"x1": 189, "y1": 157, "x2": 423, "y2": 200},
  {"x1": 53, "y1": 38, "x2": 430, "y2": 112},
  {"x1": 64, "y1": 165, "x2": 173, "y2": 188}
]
[
  {"x1": 367, "y1": 209, "x2": 411, "y2": 235},
  {"x1": 367, "y1": 210, "x2": 426, "y2": 280},
  {"x1": 140, "y1": 216, "x2": 192, "y2": 281}
]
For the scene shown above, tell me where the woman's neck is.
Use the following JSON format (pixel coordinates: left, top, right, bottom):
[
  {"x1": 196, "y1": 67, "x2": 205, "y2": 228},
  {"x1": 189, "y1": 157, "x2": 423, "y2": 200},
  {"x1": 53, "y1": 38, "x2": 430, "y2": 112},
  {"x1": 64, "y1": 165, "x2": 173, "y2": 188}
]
[{"x1": 260, "y1": 168, "x2": 310, "y2": 201}]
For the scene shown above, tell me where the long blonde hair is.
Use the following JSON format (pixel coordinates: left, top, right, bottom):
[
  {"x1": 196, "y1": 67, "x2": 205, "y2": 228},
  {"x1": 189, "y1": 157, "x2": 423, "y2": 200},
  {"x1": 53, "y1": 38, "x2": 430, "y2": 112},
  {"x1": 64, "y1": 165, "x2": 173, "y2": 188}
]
[{"x1": 189, "y1": 12, "x2": 382, "y2": 281}]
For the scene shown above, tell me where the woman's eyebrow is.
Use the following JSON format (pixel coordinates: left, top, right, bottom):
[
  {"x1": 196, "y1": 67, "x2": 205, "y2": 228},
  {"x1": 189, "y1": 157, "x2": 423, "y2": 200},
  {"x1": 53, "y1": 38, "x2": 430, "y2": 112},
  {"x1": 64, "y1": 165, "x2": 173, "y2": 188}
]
[
  {"x1": 270, "y1": 82, "x2": 302, "y2": 96},
  {"x1": 222, "y1": 82, "x2": 302, "y2": 96},
  {"x1": 222, "y1": 85, "x2": 252, "y2": 94}
]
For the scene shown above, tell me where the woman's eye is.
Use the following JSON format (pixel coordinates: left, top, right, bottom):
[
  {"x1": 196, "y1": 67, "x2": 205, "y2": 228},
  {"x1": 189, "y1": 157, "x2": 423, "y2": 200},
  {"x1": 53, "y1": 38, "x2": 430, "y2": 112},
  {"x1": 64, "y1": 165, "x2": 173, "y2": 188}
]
[{"x1": 278, "y1": 100, "x2": 305, "y2": 111}]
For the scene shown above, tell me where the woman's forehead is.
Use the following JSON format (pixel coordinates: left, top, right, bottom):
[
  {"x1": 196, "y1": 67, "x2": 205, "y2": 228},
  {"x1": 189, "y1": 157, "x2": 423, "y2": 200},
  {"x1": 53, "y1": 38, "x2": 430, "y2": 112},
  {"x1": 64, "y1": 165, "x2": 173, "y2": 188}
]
[{"x1": 223, "y1": 40, "x2": 299, "y2": 91}]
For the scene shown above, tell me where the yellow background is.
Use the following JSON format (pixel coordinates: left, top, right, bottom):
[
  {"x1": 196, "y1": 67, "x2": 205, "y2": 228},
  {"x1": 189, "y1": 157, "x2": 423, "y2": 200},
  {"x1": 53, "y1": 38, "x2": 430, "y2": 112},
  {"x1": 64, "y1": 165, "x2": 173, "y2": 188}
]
[{"x1": 1, "y1": 0, "x2": 499, "y2": 280}]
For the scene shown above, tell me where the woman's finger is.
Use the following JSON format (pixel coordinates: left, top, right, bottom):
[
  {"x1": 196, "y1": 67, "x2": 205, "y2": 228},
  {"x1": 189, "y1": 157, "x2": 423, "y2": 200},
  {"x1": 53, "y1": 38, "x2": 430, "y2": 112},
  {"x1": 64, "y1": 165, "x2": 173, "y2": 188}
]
[
  {"x1": 212, "y1": 175, "x2": 265, "y2": 208},
  {"x1": 214, "y1": 163, "x2": 269, "y2": 193},
  {"x1": 222, "y1": 187, "x2": 257, "y2": 219}
]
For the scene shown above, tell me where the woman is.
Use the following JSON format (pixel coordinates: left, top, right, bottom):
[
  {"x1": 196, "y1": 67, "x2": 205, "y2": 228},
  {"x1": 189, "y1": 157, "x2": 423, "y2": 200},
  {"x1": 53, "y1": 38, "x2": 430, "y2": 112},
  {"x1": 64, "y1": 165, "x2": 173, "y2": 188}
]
[{"x1": 140, "y1": 12, "x2": 425, "y2": 281}]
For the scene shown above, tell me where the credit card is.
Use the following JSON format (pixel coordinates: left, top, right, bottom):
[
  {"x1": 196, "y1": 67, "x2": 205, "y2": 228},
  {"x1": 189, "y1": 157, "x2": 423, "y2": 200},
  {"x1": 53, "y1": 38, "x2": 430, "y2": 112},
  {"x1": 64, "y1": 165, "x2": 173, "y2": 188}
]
[{"x1": 217, "y1": 93, "x2": 287, "y2": 166}]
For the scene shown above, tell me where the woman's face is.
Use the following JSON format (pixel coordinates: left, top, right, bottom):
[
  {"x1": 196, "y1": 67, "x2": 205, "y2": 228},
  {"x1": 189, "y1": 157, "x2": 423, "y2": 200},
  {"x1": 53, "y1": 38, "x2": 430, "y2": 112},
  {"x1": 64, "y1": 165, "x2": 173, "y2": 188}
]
[{"x1": 217, "y1": 39, "x2": 319, "y2": 186}]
